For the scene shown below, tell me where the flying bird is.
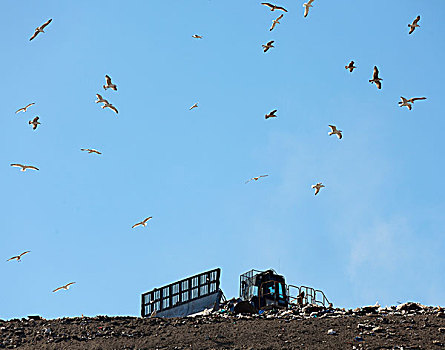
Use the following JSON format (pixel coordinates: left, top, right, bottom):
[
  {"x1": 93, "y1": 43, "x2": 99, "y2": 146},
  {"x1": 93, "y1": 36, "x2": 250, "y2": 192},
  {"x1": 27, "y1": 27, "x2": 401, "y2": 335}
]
[
  {"x1": 52, "y1": 282, "x2": 76, "y2": 293},
  {"x1": 328, "y1": 125, "x2": 342, "y2": 139},
  {"x1": 29, "y1": 19, "x2": 52, "y2": 41},
  {"x1": 265, "y1": 109, "x2": 277, "y2": 119},
  {"x1": 29, "y1": 116, "x2": 40, "y2": 130},
  {"x1": 192, "y1": 34, "x2": 203, "y2": 39},
  {"x1": 81, "y1": 148, "x2": 102, "y2": 154},
  {"x1": 103, "y1": 75, "x2": 117, "y2": 91},
  {"x1": 303, "y1": 0, "x2": 315, "y2": 17},
  {"x1": 7, "y1": 251, "x2": 30, "y2": 262},
  {"x1": 190, "y1": 103, "x2": 198, "y2": 110},
  {"x1": 261, "y1": 3, "x2": 288, "y2": 12},
  {"x1": 408, "y1": 16, "x2": 421, "y2": 34},
  {"x1": 369, "y1": 66, "x2": 382, "y2": 89},
  {"x1": 345, "y1": 61, "x2": 356, "y2": 72},
  {"x1": 132, "y1": 217, "x2": 153, "y2": 229},
  {"x1": 245, "y1": 175, "x2": 269, "y2": 184},
  {"x1": 95, "y1": 94, "x2": 108, "y2": 104},
  {"x1": 10, "y1": 164, "x2": 39, "y2": 172},
  {"x1": 262, "y1": 40, "x2": 274, "y2": 52},
  {"x1": 398, "y1": 96, "x2": 427, "y2": 110},
  {"x1": 101, "y1": 102, "x2": 118, "y2": 114},
  {"x1": 15, "y1": 103, "x2": 35, "y2": 114},
  {"x1": 312, "y1": 182, "x2": 325, "y2": 196},
  {"x1": 270, "y1": 14, "x2": 284, "y2": 31}
]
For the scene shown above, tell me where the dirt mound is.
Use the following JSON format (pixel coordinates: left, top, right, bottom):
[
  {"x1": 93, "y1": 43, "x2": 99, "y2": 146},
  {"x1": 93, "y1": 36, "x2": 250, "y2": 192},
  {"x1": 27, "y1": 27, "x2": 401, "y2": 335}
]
[{"x1": 1, "y1": 304, "x2": 445, "y2": 349}]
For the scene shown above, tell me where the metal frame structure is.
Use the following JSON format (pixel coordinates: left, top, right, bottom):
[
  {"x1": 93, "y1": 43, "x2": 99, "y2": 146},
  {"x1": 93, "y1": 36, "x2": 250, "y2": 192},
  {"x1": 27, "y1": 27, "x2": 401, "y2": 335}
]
[
  {"x1": 141, "y1": 268, "x2": 221, "y2": 317},
  {"x1": 287, "y1": 284, "x2": 330, "y2": 307}
]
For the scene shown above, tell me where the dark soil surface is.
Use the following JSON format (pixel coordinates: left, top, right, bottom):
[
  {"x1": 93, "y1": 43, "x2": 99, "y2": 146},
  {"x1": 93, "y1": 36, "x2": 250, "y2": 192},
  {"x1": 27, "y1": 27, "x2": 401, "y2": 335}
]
[{"x1": 2, "y1": 304, "x2": 445, "y2": 349}]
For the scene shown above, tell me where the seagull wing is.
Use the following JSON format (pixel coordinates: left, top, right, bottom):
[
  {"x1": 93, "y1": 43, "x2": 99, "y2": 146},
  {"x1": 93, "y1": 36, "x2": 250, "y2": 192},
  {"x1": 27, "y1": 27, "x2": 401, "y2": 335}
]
[
  {"x1": 109, "y1": 105, "x2": 118, "y2": 114},
  {"x1": 267, "y1": 40, "x2": 274, "y2": 46},
  {"x1": 96, "y1": 94, "x2": 103, "y2": 100},
  {"x1": 328, "y1": 125, "x2": 337, "y2": 132},
  {"x1": 409, "y1": 26, "x2": 415, "y2": 34},
  {"x1": 410, "y1": 97, "x2": 427, "y2": 102},
  {"x1": 314, "y1": 187, "x2": 320, "y2": 195},
  {"x1": 142, "y1": 217, "x2": 153, "y2": 224},
  {"x1": 65, "y1": 282, "x2": 76, "y2": 288},
  {"x1": 337, "y1": 132, "x2": 343, "y2": 139},
  {"x1": 275, "y1": 5, "x2": 288, "y2": 12},
  {"x1": 10, "y1": 163, "x2": 24, "y2": 169},
  {"x1": 261, "y1": 3, "x2": 274, "y2": 9},
  {"x1": 29, "y1": 31, "x2": 39, "y2": 41},
  {"x1": 259, "y1": 175, "x2": 269, "y2": 178},
  {"x1": 270, "y1": 22, "x2": 277, "y2": 31},
  {"x1": 375, "y1": 80, "x2": 382, "y2": 89},
  {"x1": 373, "y1": 66, "x2": 379, "y2": 80},
  {"x1": 105, "y1": 75, "x2": 112, "y2": 85},
  {"x1": 15, "y1": 108, "x2": 25, "y2": 114},
  {"x1": 304, "y1": 6, "x2": 310, "y2": 17},
  {"x1": 277, "y1": 14, "x2": 284, "y2": 20},
  {"x1": 132, "y1": 222, "x2": 142, "y2": 229},
  {"x1": 19, "y1": 251, "x2": 31, "y2": 258},
  {"x1": 7, "y1": 256, "x2": 19, "y2": 261},
  {"x1": 270, "y1": 109, "x2": 277, "y2": 115},
  {"x1": 41, "y1": 18, "x2": 52, "y2": 29},
  {"x1": 413, "y1": 15, "x2": 420, "y2": 25},
  {"x1": 245, "y1": 178, "x2": 254, "y2": 184},
  {"x1": 52, "y1": 286, "x2": 63, "y2": 293},
  {"x1": 26, "y1": 166, "x2": 39, "y2": 171}
]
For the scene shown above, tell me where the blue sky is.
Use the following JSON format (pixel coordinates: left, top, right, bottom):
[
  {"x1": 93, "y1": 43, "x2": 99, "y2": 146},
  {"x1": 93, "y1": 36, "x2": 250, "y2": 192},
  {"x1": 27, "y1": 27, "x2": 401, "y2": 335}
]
[{"x1": 1, "y1": 0, "x2": 445, "y2": 319}]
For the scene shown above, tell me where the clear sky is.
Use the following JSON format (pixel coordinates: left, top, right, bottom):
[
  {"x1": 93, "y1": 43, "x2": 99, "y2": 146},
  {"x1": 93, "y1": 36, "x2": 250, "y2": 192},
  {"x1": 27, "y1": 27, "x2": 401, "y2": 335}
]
[{"x1": 1, "y1": 0, "x2": 445, "y2": 319}]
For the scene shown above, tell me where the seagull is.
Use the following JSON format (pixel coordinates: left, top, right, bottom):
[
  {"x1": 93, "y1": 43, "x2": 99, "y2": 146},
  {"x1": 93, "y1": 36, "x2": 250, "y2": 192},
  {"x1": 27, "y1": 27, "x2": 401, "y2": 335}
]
[
  {"x1": 345, "y1": 61, "x2": 356, "y2": 72},
  {"x1": 10, "y1": 164, "x2": 39, "y2": 172},
  {"x1": 7, "y1": 251, "x2": 30, "y2": 262},
  {"x1": 190, "y1": 103, "x2": 198, "y2": 110},
  {"x1": 261, "y1": 3, "x2": 288, "y2": 12},
  {"x1": 245, "y1": 175, "x2": 269, "y2": 184},
  {"x1": 312, "y1": 182, "x2": 325, "y2": 196},
  {"x1": 15, "y1": 103, "x2": 35, "y2": 114},
  {"x1": 398, "y1": 96, "x2": 427, "y2": 110},
  {"x1": 29, "y1": 116, "x2": 40, "y2": 130},
  {"x1": 81, "y1": 148, "x2": 102, "y2": 154},
  {"x1": 29, "y1": 19, "x2": 52, "y2": 41},
  {"x1": 408, "y1": 16, "x2": 420, "y2": 34},
  {"x1": 303, "y1": 0, "x2": 315, "y2": 17},
  {"x1": 52, "y1": 282, "x2": 76, "y2": 293},
  {"x1": 262, "y1": 40, "x2": 274, "y2": 52},
  {"x1": 95, "y1": 94, "x2": 108, "y2": 104},
  {"x1": 328, "y1": 125, "x2": 342, "y2": 139},
  {"x1": 265, "y1": 109, "x2": 277, "y2": 119},
  {"x1": 192, "y1": 34, "x2": 203, "y2": 39},
  {"x1": 270, "y1": 14, "x2": 284, "y2": 31},
  {"x1": 101, "y1": 102, "x2": 118, "y2": 114},
  {"x1": 103, "y1": 75, "x2": 117, "y2": 91},
  {"x1": 132, "y1": 217, "x2": 153, "y2": 229},
  {"x1": 369, "y1": 66, "x2": 382, "y2": 89}
]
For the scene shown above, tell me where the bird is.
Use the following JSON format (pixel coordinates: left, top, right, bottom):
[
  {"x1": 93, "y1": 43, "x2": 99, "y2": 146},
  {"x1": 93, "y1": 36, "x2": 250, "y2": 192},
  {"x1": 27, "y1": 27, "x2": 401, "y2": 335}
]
[
  {"x1": 369, "y1": 66, "x2": 382, "y2": 89},
  {"x1": 408, "y1": 16, "x2": 420, "y2": 34},
  {"x1": 190, "y1": 103, "x2": 198, "y2": 110},
  {"x1": 95, "y1": 94, "x2": 108, "y2": 104},
  {"x1": 103, "y1": 75, "x2": 117, "y2": 91},
  {"x1": 192, "y1": 34, "x2": 203, "y2": 39},
  {"x1": 328, "y1": 125, "x2": 342, "y2": 139},
  {"x1": 132, "y1": 217, "x2": 153, "y2": 229},
  {"x1": 81, "y1": 148, "x2": 102, "y2": 154},
  {"x1": 303, "y1": 0, "x2": 315, "y2": 17},
  {"x1": 265, "y1": 109, "x2": 277, "y2": 119},
  {"x1": 52, "y1": 282, "x2": 76, "y2": 293},
  {"x1": 245, "y1": 175, "x2": 269, "y2": 184},
  {"x1": 312, "y1": 182, "x2": 325, "y2": 195},
  {"x1": 15, "y1": 103, "x2": 35, "y2": 114},
  {"x1": 262, "y1": 40, "x2": 275, "y2": 52},
  {"x1": 150, "y1": 309, "x2": 157, "y2": 318},
  {"x1": 29, "y1": 19, "x2": 52, "y2": 41},
  {"x1": 398, "y1": 96, "x2": 427, "y2": 110},
  {"x1": 270, "y1": 14, "x2": 284, "y2": 31},
  {"x1": 101, "y1": 102, "x2": 118, "y2": 114},
  {"x1": 29, "y1": 116, "x2": 40, "y2": 130},
  {"x1": 7, "y1": 251, "x2": 30, "y2": 262},
  {"x1": 345, "y1": 61, "x2": 356, "y2": 72},
  {"x1": 10, "y1": 164, "x2": 39, "y2": 172},
  {"x1": 261, "y1": 3, "x2": 288, "y2": 12}
]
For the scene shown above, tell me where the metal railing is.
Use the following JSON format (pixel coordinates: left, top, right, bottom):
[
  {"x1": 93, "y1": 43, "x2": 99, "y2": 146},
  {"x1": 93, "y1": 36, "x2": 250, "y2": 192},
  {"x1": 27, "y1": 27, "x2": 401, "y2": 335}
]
[{"x1": 288, "y1": 284, "x2": 331, "y2": 307}]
